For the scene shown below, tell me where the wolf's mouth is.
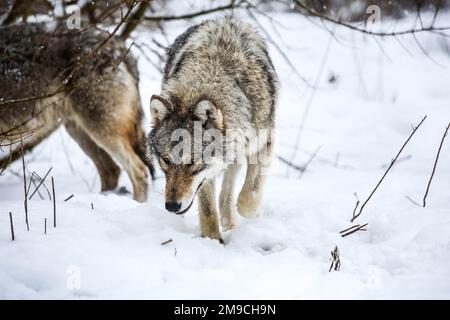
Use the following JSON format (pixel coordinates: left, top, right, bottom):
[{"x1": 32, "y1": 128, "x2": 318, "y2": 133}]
[{"x1": 173, "y1": 179, "x2": 206, "y2": 215}]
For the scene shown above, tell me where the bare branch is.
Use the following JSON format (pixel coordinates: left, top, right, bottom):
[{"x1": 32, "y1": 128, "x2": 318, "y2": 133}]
[
  {"x1": 28, "y1": 167, "x2": 52, "y2": 200},
  {"x1": 121, "y1": 0, "x2": 151, "y2": 39},
  {"x1": 423, "y1": 122, "x2": 450, "y2": 207},
  {"x1": 20, "y1": 133, "x2": 29, "y2": 231},
  {"x1": 144, "y1": 1, "x2": 244, "y2": 22},
  {"x1": 246, "y1": 5, "x2": 319, "y2": 90},
  {"x1": 294, "y1": 0, "x2": 450, "y2": 37},
  {"x1": 286, "y1": 29, "x2": 334, "y2": 177},
  {"x1": 52, "y1": 176, "x2": 56, "y2": 228},
  {"x1": 0, "y1": 1, "x2": 138, "y2": 107},
  {"x1": 351, "y1": 115, "x2": 427, "y2": 223}
]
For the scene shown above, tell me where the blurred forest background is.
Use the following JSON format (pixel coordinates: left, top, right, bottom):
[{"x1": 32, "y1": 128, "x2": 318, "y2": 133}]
[
  {"x1": 1, "y1": 0, "x2": 449, "y2": 54},
  {"x1": 1, "y1": 0, "x2": 449, "y2": 144}
]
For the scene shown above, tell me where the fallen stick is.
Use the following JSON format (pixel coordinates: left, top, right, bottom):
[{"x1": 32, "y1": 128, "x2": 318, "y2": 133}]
[
  {"x1": 341, "y1": 223, "x2": 369, "y2": 237},
  {"x1": 64, "y1": 194, "x2": 74, "y2": 202},
  {"x1": 339, "y1": 224, "x2": 362, "y2": 234},
  {"x1": 161, "y1": 239, "x2": 173, "y2": 245}
]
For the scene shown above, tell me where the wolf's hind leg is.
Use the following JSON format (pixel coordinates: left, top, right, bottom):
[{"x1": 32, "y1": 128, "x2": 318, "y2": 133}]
[
  {"x1": 65, "y1": 122, "x2": 120, "y2": 192},
  {"x1": 237, "y1": 142, "x2": 272, "y2": 218},
  {"x1": 103, "y1": 137, "x2": 148, "y2": 203},
  {"x1": 198, "y1": 179, "x2": 222, "y2": 242},
  {"x1": 219, "y1": 164, "x2": 241, "y2": 231}
]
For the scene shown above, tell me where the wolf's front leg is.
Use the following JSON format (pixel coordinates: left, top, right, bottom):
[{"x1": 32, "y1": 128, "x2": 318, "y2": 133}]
[
  {"x1": 219, "y1": 164, "x2": 241, "y2": 231},
  {"x1": 237, "y1": 142, "x2": 272, "y2": 218},
  {"x1": 197, "y1": 179, "x2": 222, "y2": 242}
]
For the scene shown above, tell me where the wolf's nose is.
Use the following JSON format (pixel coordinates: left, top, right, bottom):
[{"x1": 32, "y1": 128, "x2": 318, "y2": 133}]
[{"x1": 165, "y1": 202, "x2": 181, "y2": 213}]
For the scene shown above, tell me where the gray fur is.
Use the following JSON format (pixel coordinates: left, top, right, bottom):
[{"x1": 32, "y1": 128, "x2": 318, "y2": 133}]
[
  {"x1": 149, "y1": 17, "x2": 278, "y2": 241},
  {"x1": 0, "y1": 23, "x2": 153, "y2": 202}
]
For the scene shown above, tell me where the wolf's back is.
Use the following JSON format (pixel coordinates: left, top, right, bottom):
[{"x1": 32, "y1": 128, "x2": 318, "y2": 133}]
[
  {"x1": 0, "y1": 23, "x2": 139, "y2": 132},
  {"x1": 161, "y1": 17, "x2": 278, "y2": 129},
  {"x1": 0, "y1": 23, "x2": 135, "y2": 98}
]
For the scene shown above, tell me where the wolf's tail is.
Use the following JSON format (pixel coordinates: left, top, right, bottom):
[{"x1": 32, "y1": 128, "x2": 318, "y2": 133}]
[{"x1": 120, "y1": 43, "x2": 155, "y2": 180}]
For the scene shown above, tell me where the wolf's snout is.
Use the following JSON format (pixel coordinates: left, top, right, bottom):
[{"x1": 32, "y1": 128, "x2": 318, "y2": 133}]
[{"x1": 165, "y1": 202, "x2": 182, "y2": 213}]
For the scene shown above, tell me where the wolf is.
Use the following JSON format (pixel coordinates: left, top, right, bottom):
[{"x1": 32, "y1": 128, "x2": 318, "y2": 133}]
[
  {"x1": 0, "y1": 23, "x2": 153, "y2": 202},
  {"x1": 149, "y1": 17, "x2": 278, "y2": 242}
]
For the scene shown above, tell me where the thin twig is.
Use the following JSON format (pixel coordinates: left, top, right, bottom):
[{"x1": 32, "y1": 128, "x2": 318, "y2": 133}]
[
  {"x1": 28, "y1": 167, "x2": 53, "y2": 200},
  {"x1": 64, "y1": 194, "x2": 74, "y2": 202},
  {"x1": 351, "y1": 200, "x2": 360, "y2": 221},
  {"x1": 412, "y1": 32, "x2": 446, "y2": 68},
  {"x1": 406, "y1": 195, "x2": 421, "y2": 207},
  {"x1": 423, "y1": 122, "x2": 450, "y2": 207},
  {"x1": 381, "y1": 155, "x2": 412, "y2": 169},
  {"x1": 26, "y1": 172, "x2": 37, "y2": 197},
  {"x1": 340, "y1": 224, "x2": 361, "y2": 234},
  {"x1": 20, "y1": 133, "x2": 29, "y2": 231},
  {"x1": 144, "y1": 1, "x2": 244, "y2": 21},
  {"x1": 341, "y1": 223, "x2": 369, "y2": 237},
  {"x1": 33, "y1": 172, "x2": 52, "y2": 200},
  {"x1": 277, "y1": 147, "x2": 321, "y2": 178},
  {"x1": 52, "y1": 177, "x2": 56, "y2": 228},
  {"x1": 286, "y1": 28, "x2": 334, "y2": 177},
  {"x1": 293, "y1": 0, "x2": 450, "y2": 37},
  {"x1": 298, "y1": 146, "x2": 321, "y2": 179},
  {"x1": 247, "y1": 7, "x2": 318, "y2": 90},
  {"x1": 9, "y1": 212, "x2": 15, "y2": 241},
  {"x1": 329, "y1": 246, "x2": 340, "y2": 272},
  {"x1": 121, "y1": 0, "x2": 151, "y2": 39},
  {"x1": 351, "y1": 115, "x2": 427, "y2": 223},
  {"x1": 29, "y1": 173, "x2": 44, "y2": 200},
  {"x1": 277, "y1": 156, "x2": 306, "y2": 172},
  {"x1": 161, "y1": 239, "x2": 173, "y2": 245}
]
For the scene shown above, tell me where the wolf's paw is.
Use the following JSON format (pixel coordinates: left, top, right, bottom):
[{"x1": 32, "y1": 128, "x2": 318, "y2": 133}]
[
  {"x1": 201, "y1": 230, "x2": 223, "y2": 244},
  {"x1": 220, "y1": 215, "x2": 237, "y2": 232},
  {"x1": 237, "y1": 192, "x2": 261, "y2": 218}
]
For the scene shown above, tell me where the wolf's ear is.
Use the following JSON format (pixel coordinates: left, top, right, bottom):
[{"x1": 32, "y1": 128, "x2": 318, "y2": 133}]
[
  {"x1": 194, "y1": 99, "x2": 223, "y2": 129},
  {"x1": 150, "y1": 95, "x2": 169, "y2": 127}
]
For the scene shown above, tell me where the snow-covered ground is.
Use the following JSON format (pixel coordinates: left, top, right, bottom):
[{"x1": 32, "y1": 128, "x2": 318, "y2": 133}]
[{"x1": 1, "y1": 10, "x2": 450, "y2": 299}]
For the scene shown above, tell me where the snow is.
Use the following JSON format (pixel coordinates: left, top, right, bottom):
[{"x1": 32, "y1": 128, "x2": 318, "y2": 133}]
[{"x1": 1, "y1": 11, "x2": 450, "y2": 299}]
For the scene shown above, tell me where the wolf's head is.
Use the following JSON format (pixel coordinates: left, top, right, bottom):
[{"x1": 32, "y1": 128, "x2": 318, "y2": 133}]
[{"x1": 148, "y1": 94, "x2": 227, "y2": 214}]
